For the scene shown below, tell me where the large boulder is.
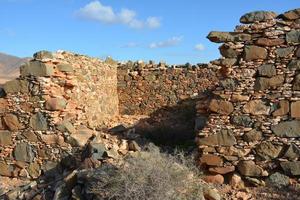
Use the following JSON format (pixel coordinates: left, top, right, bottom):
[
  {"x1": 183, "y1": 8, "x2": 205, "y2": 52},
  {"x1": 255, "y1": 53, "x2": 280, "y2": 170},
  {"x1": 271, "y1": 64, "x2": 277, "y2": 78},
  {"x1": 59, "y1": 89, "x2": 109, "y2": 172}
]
[
  {"x1": 257, "y1": 64, "x2": 276, "y2": 77},
  {"x1": 243, "y1": 129, "x2": 262, "y2": 143},
  {"x1": 276, "y1": 47, "x2": 295, "y2": 58},
  {"x1": 198, "y1": 129, "x2": 237, "y2": 146},
  {"x1": 283, "y1": 144, "x2": 300, "y2": 160},
  {"x1": 266, "y1": 172, "x2": 290, "y2": 188},
  {"x1": 254, "y1": 75, "x2": 284, "y2": 91},
  {"x1": 207, "y1": 31, "x2": 251, "y2": 43},
  {"x1": 13, "y1": 143, "x2": 35, "y2": 162},
  {"x1": 271, "y1": 120, "x2": 300, "y2": 137},
  {"x1": 33, "y1": 50, "x2": 53, "y2": 60},
  {"x1": 209, "y1": 99, "x2": 234, "y2": 115},
  {"x1": 219, "y1": 45, "x2": 240, "y2": 58},
  {"x1": 244, "y1": 45, "x2": 268, "y2": 61},
  {"x1": 280, "y1": 161, "x2": 300, "y2": 175},
  {"x1": 3, "y1": 79, "x2": 29, "y2": 94},
  {"x1": 237, "y1": 160, "x2": 267, "y2": 177},
  {"x1": 255, "y1": 142, "x2": 283, "y2": 160},
  {"x1": 240, "y1": 11, "x2": 277, "y2": 23},
  {"x1": 20, "y1": 61, "x2": 54, "y2": 77}
]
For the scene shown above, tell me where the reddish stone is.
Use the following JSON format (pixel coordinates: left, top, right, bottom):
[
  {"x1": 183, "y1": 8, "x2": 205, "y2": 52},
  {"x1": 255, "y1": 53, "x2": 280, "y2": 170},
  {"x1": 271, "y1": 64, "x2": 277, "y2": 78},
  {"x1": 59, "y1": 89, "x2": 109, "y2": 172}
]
[
  {"x1": 203, "y1": 174, "x2": 224, "y2": 184},
  {"x1": 200, "y1": 154, "x2": 223, "y2": 166},
  {"x1": 45, "y1": 97, "x2": 67, "y2": 111},
  {"x1": 209, "y1": 99, "x2": 234, "y2": 115},
  {"x1": 229, "y1": 173, "x2": 244, "y2": 189},
  {"x1": 0, "y1": 99, "x2": 8, "y2": 112},
  {"x1": 291, "y1": 101, "x2": 300, "y2": 118},
  {"x1": 3, "y1": 114, "x2": 23, "y2": 131},
  {"x1": 255, "y1": 38, "x2": 285, "y2": 46},
  {"x1": 244, "y1": 45, "x2": 268, "y2": 61},
  {"x1": 273, "y1": 100, "x2": 289, "y2": 116},
  {"x1": 209, "y1": 166, "x2": 235, "y2": 174}
]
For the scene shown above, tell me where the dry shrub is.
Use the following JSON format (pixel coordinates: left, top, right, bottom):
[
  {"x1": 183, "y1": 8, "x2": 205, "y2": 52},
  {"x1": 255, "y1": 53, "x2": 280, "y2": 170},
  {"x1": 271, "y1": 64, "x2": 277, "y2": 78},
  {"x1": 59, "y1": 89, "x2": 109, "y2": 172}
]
[{"x1": 85, "y1": 144, "x2": 204, "y2": 200}]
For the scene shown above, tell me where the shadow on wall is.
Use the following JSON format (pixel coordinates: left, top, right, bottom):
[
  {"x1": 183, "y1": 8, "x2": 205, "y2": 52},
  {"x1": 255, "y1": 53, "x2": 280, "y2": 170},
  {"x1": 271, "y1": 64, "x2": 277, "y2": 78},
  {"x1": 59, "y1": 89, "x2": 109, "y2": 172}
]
[{"x1": 132, "y1": 92, "x2": 211, "y2": 149}]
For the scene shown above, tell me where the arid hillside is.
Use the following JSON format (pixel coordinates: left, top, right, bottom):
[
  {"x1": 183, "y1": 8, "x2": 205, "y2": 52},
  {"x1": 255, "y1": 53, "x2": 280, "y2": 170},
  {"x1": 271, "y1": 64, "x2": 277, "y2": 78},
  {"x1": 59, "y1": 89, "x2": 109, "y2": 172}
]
[{"x1": 0, "y1": 52, "x2": 30, "y2": 85}]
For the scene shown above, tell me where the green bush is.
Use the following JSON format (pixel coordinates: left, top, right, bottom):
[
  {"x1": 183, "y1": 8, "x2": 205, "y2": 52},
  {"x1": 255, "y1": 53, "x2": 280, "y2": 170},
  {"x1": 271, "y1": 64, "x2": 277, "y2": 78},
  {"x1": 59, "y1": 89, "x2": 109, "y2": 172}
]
[{"x1": 85, "y1": 144, "x2": 204, "y2": 200}]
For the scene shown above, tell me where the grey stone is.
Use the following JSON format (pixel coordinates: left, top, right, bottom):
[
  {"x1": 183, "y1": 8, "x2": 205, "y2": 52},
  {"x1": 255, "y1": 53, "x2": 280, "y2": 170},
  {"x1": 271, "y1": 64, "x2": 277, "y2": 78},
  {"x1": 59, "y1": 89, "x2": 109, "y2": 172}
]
[
  {"x1": 271, "y1": 120, "x2": 300, "y2": 137},
  {"x1": 57, "y1": 63, "x2": 73, "y2": 72},
  {"x1": 240, "y1": 11, "x2": 277, "y2": 23},
  {"x1": 219, "y1": 45, "x2": 240, "y2": 58},
  {"x1": 57, "y1": 121, "x2": 76, "y2": 134},
  {"x1": 244, "y1": 45, "x2": 268, "y2": 61},
  {"x1": 283, "y1": 144, "x2": 300, "y2": 160},
  {"x1": 296, "y1": 47, "x2": 300, "y2": 57},
  {"x1": 288, "y1": 60, "x2": 300, "y2": 70},
  {"x1": 255, "y1": 142, "x2": 283, "y2": 160},
  {"x1": 231, "y1": 115, "x2": 253, "y2": 127},
  {"x1": 3, "y1": 79, "x2": 29, "y2": 94},
  {"x1": 258, "y1": 64, "x2": 276, "y2": 77},
  {"x1": 89, "y1": 143, "x2": 107, "y2": 160},
  {"x1": 243, "y1": 129, "x2": 263, "y2": 142},
  {"x1": 195, "y1": 116, "x2": 208, "y2": 131},
  {"x1": 220, "y1": 78, "x2": 237, "y2": 90},
  {"x1": 293, "y1": 74, "x2": 300, "y2": 90},
  {"x1": 211, "y1": 58, "x2": 237, "y2": 66},
  {"x1": 286, "y1": 30, "x2": 300, "y2": 44},
  {"x1": 266, "y1": 172, "x2": 290, "y2": 188},
  {"x1": 207, "y1": 31, "x2": 251, "y2": 43},
  {"x1": 0, "y1": 131, "x2": 12, "y2": 146},
  {"x1": 20, "y1": 61, "x2": 54, "y2": 77},
  {"x1": 276, "y1": 47, "x2": 295, "y2": 58},
  {"x1": 33, "y1": 50, "x2": 53, "y2": 60},
  {"x1": 198, "y1": 129, "x2": 236, "y2": 146},
  {"x1": 280, "y1": 161, "x2": 300, "y2": 175},
  {"x1": 29, "y1": 112, "x2": 48, "y2": 131},
  {"x1": 254, "y1": 75, "x2": 284, "y2": 91},
  {"x1": 14, "y1": 142, "x2": 35, "y2": 162}
]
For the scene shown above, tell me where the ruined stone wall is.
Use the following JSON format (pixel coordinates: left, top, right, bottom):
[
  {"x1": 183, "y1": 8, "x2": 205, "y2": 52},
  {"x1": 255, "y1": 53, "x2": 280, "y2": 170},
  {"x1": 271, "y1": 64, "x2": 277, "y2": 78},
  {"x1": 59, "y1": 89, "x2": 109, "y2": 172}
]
[
  {"x1": 0, "y1": 51, "x2": 118, "y2": 179},
  {"x1": 117, "y1": 62, "x2": 218, "y2": 115},
  {"x1": 197, "y1": 8, "x2": 300, "y2": 181}
]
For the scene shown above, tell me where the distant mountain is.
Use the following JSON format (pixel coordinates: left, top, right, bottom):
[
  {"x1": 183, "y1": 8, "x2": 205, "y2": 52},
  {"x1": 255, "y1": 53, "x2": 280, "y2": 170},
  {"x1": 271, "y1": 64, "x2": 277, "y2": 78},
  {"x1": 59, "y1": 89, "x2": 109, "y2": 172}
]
[{"x1": 0, "y1": 52, "x2": 30, "y2": 84}]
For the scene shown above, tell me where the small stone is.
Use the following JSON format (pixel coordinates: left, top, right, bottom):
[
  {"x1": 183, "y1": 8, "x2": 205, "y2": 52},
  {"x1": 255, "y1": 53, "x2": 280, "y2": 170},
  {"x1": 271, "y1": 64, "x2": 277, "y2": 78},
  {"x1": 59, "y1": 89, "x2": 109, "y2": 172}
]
[
  {"x1": 128, "y1": 141, "x2": 141, "y2": 151},
  {"x1": 3, "y1": 114, "x2": 23, "y2": 131},
  {"x1": 280, "y1": 161, "x2": 300, "y2": 175},
  {"x1": 229, "y1": 173, "x2": 244, "y2": 189},
  {"x1": 56, "y1": 121, "x2": 76, "y2": 134},
  {"x1": 266, "y1": 172, "x2": 290, "y2": 188},
  {"x1": 231, "y1": 115, "x2": 253, "y2": 127},
  {"x1": 0, "y1": 161, "x2": 12, "y2": 177},
  {"x1": 220, "y1": 78, "x2": 237, "y2": 90},
  {"x1": 200, "y1": 154, "x2": 223, "y2": 166},
  {"x1": 23, "y1": 131, "x2": 39, "y2": 142},
  {"x1": 20, "y1": 61, "x2": 54, "y2": 77},
  {"x1": 198, "y1": 129, "x2": 236, "y2": 146},
  {"x1": 203, "y1": 174, "x2": 224, "y2": 184},
  {"x1": 283, "y1": 143, "x2": 300, "y2": 160},
  {"x1": 293, "y1": 74, "x2": 300, "y2": 90},
  {"x1": 243, "y1": 129, "x2": 263, "y2": 142},
  {"x1": 209, "y1": 166, "x2": 235, "y2": 174},
  {"x1": 255, "y1": 38, "x2": 285, "y2": 46},
  {"x1": 57, "y1": 63, "x2": 73, "y2": 72},
  {"x1": 288, "y1": 60, "x2": 300, "y2": 70},
  {"x1": 255, "y1": 142, "x2": 283, "y2": 160},
  {"x1": 272, "y1": 100, "x2": 289, "y2": 116},
  {"x1": 0, "y1": 131, "x2": 13, "y2": 146},
  {"x1": 33, "y1": 50, "x2": 53, "y2": 60},
  {"x1": 231, "y1": 94, "x2": 250, "y2": 102},
  {"x1": 14, "y1": 143, "x2": 35, "y2": 162},
  {"x1": 243, "y1": 100, "x2": 270, "y2": 115},
  {"x1": 237, "y1": 160, "x2": 265, "y2": 177},
  {"x1": 45, "y1": 97, "x2": 67, "y2": 111},
  {"x1": 240, "y1": 11, "x2": 277, "y2": 23},
  {"x1": 271, "y1": 120, "x2": 300, "y2": 137},
  {"x1": 245, "y1": 177, "x2": 265, "y2": 187},
  {"x1": 29, "y1": 112, "x2": 48, "y2": 131},
  {"x1": 286, "y1": 30, "x2": 300, "y2": 44},
  {"x1": 203, "y1": 187, "x2": 221, "y2": 200},
  {"x1": 276, "y1": 47, "x2": 295, "y2": 58},
  {"x1": 41, "y1": 135, "x2": 65, "y2": 146},
  {"x1": 68, "y1": 126, "x2": 94, "y2": 147},
  {"x1": 3, "y1": 79, "x2": 29, "y2": 94},
  {"x1": 282, "y1": 8, "x2": 300, "y2": 20},
  {"x1": 207, "y1": 31, "x2": 251, "y2": 43},
  {"x1": 291, "y1": 101, "x2": 300, "y2": 118},
  {"x1": 28, "y1": 162, "x2": 41, "y2": 179},
  {"x1": 209, "y1": 99, "x2": 234, "y2": 115},
  {"x1": 258, "y1": 64, "x2": 276, "y2": 77},
  {"x1": 244, "y1": 45, "x2": 268, "y2": 61}
]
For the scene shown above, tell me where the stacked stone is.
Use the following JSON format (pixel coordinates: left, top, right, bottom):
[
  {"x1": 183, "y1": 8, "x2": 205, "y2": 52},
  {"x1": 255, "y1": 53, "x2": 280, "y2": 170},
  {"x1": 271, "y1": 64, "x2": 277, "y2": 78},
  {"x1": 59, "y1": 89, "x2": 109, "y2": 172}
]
[
  {"x1": 118, "y1": 61, "x2": 218, "y2": 115},
  {"x1": 197, "y1": 8, "x2": 300, "y2": 181},
  {"x1": 0, "y1": 51, "x2": 119, "y2": 180}
]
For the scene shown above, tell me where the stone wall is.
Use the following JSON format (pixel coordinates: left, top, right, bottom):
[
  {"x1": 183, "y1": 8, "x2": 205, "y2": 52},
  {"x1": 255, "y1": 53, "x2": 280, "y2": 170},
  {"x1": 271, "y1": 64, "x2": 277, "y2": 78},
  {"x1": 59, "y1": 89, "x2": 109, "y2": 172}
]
[
  {"x1": 197, "y1": 8, "x2": 300, "y2": 181},
  {"x1": 0, "y1": 51, "x2": 118, "y2": 179}
]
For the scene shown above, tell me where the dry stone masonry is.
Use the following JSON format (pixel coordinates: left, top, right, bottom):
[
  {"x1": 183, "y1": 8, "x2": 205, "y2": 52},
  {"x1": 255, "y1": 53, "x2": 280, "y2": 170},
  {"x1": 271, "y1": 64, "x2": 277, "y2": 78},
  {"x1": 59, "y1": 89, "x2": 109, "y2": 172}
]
[
  {"x1": 197, "y1": 8, "x2": 300, "y2": 182},
  {"x1": 0, "y1": 51, "x2": 118, "y2": 181}
]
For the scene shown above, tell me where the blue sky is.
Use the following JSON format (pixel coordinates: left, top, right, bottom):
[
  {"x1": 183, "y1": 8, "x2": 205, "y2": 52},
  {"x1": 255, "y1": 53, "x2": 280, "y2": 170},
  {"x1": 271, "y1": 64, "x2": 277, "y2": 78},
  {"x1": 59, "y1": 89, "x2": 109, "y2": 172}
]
[{"x1": 0, "y1": 0, "x2": 299, "y2": 64}]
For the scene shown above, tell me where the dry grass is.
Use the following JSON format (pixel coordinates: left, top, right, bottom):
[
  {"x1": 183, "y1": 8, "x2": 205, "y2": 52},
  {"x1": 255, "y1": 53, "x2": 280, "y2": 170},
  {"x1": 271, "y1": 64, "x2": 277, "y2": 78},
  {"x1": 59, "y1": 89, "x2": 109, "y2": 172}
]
[{"x1": 85, "y1": 144, "x2": 205, "y2": 200}]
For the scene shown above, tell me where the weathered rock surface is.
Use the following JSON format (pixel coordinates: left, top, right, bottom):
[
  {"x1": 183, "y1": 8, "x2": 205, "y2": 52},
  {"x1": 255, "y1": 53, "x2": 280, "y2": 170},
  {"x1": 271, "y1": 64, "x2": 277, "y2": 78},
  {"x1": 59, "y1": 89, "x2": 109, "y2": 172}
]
[
  {"x1": 244, "y1": 45, "x2": 268, "y2": 61},
  {"x1": 207, "y1": 31, "x2": 251, "y2": 43},
  {"x1": 0, "y1": 131, "x2": 12, "y2": 146},
  {"x1": 243, "y1": 100, "x2": 270, "y2": 115},
  {"x1": 271, "y1": 120, "x2": 300, "y2": 137},
  {"x1": 240, "y1": 11, "x2": 277, "y2": 23},
  {"x1": 198, "y1": 130, "x2": 236, "y2": 146},
  {"x1": 209, "y1": 99, "x2": 234, "y2": 115},
  {"x1": 255, "y1": 142, "x2": 283, "y2": 160},
  {"x1": 13, "y1": 143, "x2": 35, "y2": 162},
  {"x1": 3, "y1": 114, "x2": 23, "y2": 131},
  {"x1": 280, "y1": 161, "x2": 300, "y2": 175},
  {"x1": 257, "y1": 64, "x2": 276, "y2": 77},
  {"x1": 29, "y1": 112, "x2": 48, "y2": 131},
  {"x1": 237, "y1": 161, "x2": 266, "y2": 177}
]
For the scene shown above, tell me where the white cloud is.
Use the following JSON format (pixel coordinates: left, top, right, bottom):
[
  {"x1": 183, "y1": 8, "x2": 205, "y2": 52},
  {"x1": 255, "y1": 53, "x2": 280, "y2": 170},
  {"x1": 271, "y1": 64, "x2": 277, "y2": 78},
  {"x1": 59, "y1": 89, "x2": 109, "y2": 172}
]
[
  {"x1": 149, "y1": 36, "x2": 183, "y2": 49},
  {"x1": 121, "y1": 42, "x2": 139, "y2": 48},
  {"x1": 76, "y1": 1, "x2": 161, "y2": 29},
  {"x1": 194, "y1": 43, "x2": 205, "y2": 51}
]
